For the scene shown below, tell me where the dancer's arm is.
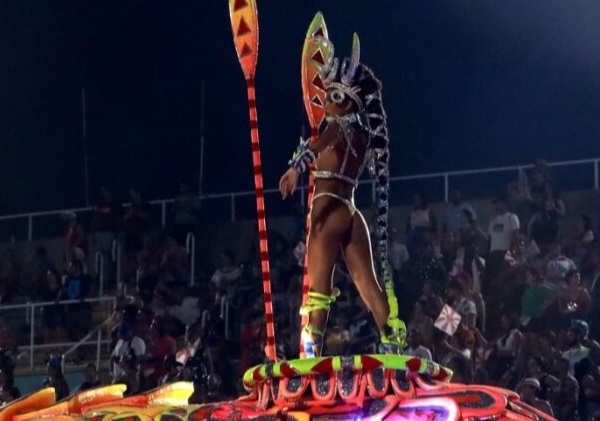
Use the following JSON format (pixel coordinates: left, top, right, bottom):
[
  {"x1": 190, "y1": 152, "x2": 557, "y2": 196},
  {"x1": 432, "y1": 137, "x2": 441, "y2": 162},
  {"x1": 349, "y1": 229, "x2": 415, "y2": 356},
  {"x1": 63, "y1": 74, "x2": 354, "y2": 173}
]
[
  {"x1": 287, "y1": 121, "x2": 341, "y2": 173},
  {"x1": 280, "y1": 121, "x2": 341, "y2": 198}
]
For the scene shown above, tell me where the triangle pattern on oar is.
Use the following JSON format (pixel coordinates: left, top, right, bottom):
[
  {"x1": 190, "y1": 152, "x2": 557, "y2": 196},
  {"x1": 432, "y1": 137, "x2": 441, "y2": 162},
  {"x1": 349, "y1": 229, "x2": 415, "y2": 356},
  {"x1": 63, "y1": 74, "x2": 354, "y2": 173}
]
[
  {"x1": 311, "y1": 49, "x2": 325, "y2": 66},
  {"x1": 312, "y1": 74, "x2": 325, "y2": 90},
  {"x1": 233, "y1": 0, "x2": 248, "y2": 12},
  {"x1": 311, "y1": 95, "x2": 323, "y2": 107},
  {"x1": 240, "y1": 43, "x2": 253, "y2": 58},
  {"x1": 236, "y1": 16, "x2": 252, "y2": 37},
  {"x1": 314, "y1": 27, "x2": 325, "y2": 38}
]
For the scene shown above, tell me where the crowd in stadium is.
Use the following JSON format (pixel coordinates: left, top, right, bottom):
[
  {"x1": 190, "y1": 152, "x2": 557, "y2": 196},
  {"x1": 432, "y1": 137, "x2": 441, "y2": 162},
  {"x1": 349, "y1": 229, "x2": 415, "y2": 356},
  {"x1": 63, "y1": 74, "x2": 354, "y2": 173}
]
[{"x1": 0, "y1": 160, "x2": 599, "y2": 421}]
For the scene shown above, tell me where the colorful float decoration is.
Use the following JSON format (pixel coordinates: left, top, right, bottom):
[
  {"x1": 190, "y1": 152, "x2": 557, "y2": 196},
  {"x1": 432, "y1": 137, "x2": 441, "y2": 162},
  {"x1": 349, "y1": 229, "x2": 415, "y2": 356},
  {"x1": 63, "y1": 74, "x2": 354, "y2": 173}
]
[{"x1": 0, "y1": 357, "x2": 556, "y2": 421}]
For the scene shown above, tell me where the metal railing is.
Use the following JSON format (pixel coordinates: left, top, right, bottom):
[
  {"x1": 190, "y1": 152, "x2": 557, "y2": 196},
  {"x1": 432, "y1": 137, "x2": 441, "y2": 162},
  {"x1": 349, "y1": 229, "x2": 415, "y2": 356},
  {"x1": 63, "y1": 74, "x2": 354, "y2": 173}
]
[
  {"x1": 0, "y1": 296, "x2": 116, "y2": 370},
  {"x1": 186, "y1": 232, "x2": 196, "y2": 286},
  {"x1": 0, "y1": 157, "x2": 598, "y2": 240}
]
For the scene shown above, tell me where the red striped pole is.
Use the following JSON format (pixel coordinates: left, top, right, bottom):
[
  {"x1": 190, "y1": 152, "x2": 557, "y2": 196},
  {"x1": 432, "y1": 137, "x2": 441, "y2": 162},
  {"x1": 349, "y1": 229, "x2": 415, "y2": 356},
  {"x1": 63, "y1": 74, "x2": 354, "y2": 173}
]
[
  {"x1": 228, "y1": 0, "x2": 277, "y2": 362},
  {"x1": 246, "y1": 78, "x2": 277, "y2": 361}
]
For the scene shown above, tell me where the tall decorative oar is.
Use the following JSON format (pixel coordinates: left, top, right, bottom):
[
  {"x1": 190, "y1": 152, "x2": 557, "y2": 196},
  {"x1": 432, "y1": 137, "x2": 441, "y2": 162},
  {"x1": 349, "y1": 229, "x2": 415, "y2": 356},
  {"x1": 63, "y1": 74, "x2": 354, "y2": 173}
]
[
  {"x1": 298, "y1": 12, "x2": 333, "y2": 358},
  {"x1": 227, "y1": 0, "x2": 276, "y2": 362}
]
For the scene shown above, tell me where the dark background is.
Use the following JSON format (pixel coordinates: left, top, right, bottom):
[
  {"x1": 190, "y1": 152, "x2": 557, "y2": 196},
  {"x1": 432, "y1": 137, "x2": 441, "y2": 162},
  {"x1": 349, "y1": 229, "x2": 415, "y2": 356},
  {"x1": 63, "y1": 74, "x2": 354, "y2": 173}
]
[{"x1": 1, "y1": 0, "x2": 600, "y2": 214}]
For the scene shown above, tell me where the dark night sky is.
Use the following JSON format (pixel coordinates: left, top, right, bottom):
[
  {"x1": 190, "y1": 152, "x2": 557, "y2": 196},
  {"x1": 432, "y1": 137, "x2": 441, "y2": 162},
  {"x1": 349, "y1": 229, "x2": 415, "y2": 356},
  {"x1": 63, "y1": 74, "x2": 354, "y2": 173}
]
[{"x1": 1, "y1": 0, "x2": 600, "y2": 214}]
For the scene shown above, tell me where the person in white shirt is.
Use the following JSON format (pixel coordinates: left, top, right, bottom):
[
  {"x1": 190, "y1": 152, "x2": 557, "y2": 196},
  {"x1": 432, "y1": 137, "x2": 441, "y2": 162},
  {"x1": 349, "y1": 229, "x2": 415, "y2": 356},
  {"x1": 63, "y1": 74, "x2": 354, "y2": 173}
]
[
  {"x1": 488, "y1": 197, "x2": 520, "y2": 253},
  {"x1": 404, "y1": 327, "x2": 432, "y2": 360},
  {"x1": 388, "y1": 229, "x2": 409, "y2": 282},
  {"x1": 485, "y1": 195, "x2": 520, "y2": 296},
  {"x1": 110, "y1": 322, "x2": 146, "y2": 384}
]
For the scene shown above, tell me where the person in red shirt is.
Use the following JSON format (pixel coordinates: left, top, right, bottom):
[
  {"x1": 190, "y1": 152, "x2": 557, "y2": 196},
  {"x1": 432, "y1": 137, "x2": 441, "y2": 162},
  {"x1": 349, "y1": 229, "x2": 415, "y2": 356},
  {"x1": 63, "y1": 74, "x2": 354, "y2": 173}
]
[{"x1": 149, "y1": 320, "x2": 176, "y2": 384}]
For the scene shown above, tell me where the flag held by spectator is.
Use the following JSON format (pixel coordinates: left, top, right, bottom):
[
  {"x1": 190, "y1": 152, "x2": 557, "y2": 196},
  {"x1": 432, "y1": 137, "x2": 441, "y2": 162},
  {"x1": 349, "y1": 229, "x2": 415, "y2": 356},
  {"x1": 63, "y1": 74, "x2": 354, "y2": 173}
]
[{"x1": 434, "y1": 304, "x2": 461, "y2": 336}]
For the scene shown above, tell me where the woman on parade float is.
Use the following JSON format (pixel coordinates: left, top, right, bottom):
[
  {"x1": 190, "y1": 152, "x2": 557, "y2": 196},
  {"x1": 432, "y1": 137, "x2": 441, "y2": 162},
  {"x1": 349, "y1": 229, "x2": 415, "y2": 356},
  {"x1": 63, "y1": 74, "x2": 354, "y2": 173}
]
[{"x1": 279, "y1": 32, "x2": 406, "y2": 358}]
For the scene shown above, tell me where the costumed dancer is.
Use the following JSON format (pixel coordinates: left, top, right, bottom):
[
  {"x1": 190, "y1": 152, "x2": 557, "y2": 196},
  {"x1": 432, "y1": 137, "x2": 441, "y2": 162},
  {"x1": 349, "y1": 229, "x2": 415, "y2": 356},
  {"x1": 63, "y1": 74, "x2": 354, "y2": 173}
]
[{"x1": 279, "y1": 24, "x2": 406, "y2": 357}]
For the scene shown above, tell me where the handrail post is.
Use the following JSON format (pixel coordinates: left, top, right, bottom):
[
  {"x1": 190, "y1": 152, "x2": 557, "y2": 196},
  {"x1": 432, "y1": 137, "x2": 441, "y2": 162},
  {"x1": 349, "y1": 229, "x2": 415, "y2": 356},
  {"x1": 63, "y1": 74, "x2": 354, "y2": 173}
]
[
  {"x1": 595, "y1": 160, "x2": 599, "y2": 190},
  {"x1": 97, "y1": 253, "x2": 105, "y2": 297},
  {"x1": 186, "y1": 232, "x2": 196, "y2": 286},
  {"x1": 231, "y1": 195, "x2": 235, "y2": 222},
  {"x1": 112, "y1": 239, "x2": 121, "y2": 295},
  {"x1": 161, "y1": 201, "x2": 167, "y2": 228},
  {"x1": 96, "y1": 330, "x2": 102, "y2": 370},
  {"x1": 28, "y1": 215, "x2": 33, "y2": 241},
  {"x1": 444, "y1": 174, "x2": 449, "y2": 202},
  {"x1": 225, "y1": 298, "x2": 230, "y2": 341},
  {"x1": 29, "y1": 303, "x2": 35, "y2": 369}
]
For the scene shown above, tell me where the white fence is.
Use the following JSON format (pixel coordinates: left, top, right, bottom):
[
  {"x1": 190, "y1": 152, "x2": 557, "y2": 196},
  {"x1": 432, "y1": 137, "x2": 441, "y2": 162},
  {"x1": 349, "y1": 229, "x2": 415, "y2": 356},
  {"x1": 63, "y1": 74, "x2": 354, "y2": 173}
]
[
  {"x1": 0, "y1": 296, "x2": 116, "y2": 370},
  {"x1": 0, "y1": 157, "x2": 598, "y2": 241}
]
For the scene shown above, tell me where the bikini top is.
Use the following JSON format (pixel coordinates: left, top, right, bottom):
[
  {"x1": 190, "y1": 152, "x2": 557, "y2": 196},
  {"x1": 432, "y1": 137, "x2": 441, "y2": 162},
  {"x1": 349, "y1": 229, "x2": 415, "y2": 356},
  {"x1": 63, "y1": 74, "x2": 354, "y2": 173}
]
[{"x1": 312, "y1": 113, "x2": 373, "y2": 187}]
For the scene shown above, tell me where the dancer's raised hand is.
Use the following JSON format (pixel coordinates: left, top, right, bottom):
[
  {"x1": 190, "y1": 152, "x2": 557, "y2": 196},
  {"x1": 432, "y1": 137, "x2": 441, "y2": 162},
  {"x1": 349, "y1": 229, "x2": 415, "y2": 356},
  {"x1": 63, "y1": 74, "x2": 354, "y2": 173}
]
[{"x1": 279, "y1": 167, "x2": 299, "y2": 199}]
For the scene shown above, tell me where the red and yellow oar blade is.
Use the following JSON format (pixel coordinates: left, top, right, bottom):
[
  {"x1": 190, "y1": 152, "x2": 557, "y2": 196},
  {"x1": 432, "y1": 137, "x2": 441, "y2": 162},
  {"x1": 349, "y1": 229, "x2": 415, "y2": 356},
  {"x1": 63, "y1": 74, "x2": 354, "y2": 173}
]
[
  {"x1": 228, "y1": 0, "x2": 259, "y2": 80},
  {"x1": 301, "y1": 12, "x2": 332, "y2": 135},
  {"x1": 299, "y1": 12, "x2": 332, "y2": 359}
]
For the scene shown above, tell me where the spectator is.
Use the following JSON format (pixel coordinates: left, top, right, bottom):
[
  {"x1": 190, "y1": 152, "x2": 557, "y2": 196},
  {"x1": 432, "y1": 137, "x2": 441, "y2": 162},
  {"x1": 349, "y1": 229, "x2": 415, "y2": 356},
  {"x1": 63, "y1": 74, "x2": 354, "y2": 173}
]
[
  {"x1": 29, "y1": 246, "x2": 55, "y2": 296},
  {"x1": 481, "y1": 314, "x2": 523, "y2": 380},
  {"x1": 558, "y1": 270, "x2": 592, "y2": 324},
  {"x1": 63, "y1": 260, "x2": 93, "y2": 341},
  {"x1": 324, "y1": 311, "x2": 351, "y2": 356},
  {"x1": 406, "y1": 194, "x2": 437, "y2": 255},
  {"x1": 210, "y1": 251, "x2": 242, "y2": 298},
  {"x1": 62, "y1": 212, "x2": 87, "y2": 273},
  {"x1": 562, "y1": 320, "x2": 599, "y2": 375},
  {"x1": 440, "y1": 231, "x2": 459, "y2": 273},
  {"x1": 528, "y1": 158, "x2": 552, "y2": 206},
  {"x1": 149, "y1": 320, "x2": 176, "y2": 384},
  {"x1": 489, "y1": 196, "x2": 521, "y2": 253},
  {"x1": 91, "y1": 185, "x2": 123, "y2": 254},
  {"x1": 163, "y1": 286, "x2": 201, "y2": 338},
  {"x1": 520, "y1": 267, "x2": 552, "y2": 330},
  {"x1": 504, "y1": 234, "x2": 528, "y2": 268},
  {"x1": 545, "y1": 242, "x2": 577, "y2": 291},
  {"x1": 523, "y1": 355, "x2": 558, "y2": 402},
  {"x1": 451, "y1": 243, "x2": 485, "y2": 296},
  {"x1": 116, "y1": 349, "x2": 140, "y2": 396},
  {"x1": 0, "y1": 367, "x2": 20, "y2": 405},
  {"x1": 444, "y1": 190, "x2": 477, "y2": 235},
  {"x1": 123, "y1": 189, "x2": 152, "y2": 255},
  {"x1": 0, "y1": 249, "x2": 20, "y2": 303},
  {"x1": 159, "y1": 235, "x2": 190, "y2": 286},
  {"x1": 136, "y1": 234, "x2": 162, "y2": 303},
  {"x1": 38, "y1": 268, "x2": 67, "y2": 344},
  {"x1": 41, "y1": 356, "x2": 69, "y2": 401},
  {"x1": 458, "y1": 209, "x2": 488, "y2": 258},
  {"x1": 574, "y1": 358, "x2": 600, "y2": 421},
  {"x1": 110, "y1": 321, "x2": 146, "y2": 385},
  {"x1": 74, "y1": 364, "x2": 101, "y2": 393},
  {"x1": 418, "y1": 280, "x2": 445, "y2": 321},
  {"x1": 404, "y1": 327, "x2": 433, "y2": 360},
  {"x1": 171, "y1": 182, "x2": 200, "y2": 245},
  {"x1": 527, "y1": 195, "x2": 563, "y2": 253},
  {"x1": 549, "y1": 357, "x2": 579, "y2": 421},
  {"x1": 388, "y1": 228, "x2": 409, "y2": 283},
  {"x1": 408, "y1": 299, "x2": 434, "y2": 349},
  {"x1": 516, "y1": 377, "x2": 554, "y2": 416},
  {"x1": 446, "y1": 277, "x2": 477, "y2": 328},
  {"x1": 568, "y1": 214, "x2": 596, "y2": 268},
  {"x1": 159, "y1": 354, "x2": 183, "y2": 386}
]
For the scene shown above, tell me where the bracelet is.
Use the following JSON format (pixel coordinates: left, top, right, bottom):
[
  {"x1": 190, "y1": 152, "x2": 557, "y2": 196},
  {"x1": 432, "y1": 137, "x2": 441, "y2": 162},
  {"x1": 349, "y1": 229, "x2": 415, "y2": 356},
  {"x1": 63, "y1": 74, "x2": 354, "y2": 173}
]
[{"x1": 288, "y1": 137, "x2": 315, "y2": 173}]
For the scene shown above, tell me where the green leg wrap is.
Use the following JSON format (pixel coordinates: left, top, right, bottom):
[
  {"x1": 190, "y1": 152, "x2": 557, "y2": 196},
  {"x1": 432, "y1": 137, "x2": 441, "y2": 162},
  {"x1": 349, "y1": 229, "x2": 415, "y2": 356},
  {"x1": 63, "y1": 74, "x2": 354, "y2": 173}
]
[{"x1": 300, "y1": 289, "x2": 339, "y2": 358}]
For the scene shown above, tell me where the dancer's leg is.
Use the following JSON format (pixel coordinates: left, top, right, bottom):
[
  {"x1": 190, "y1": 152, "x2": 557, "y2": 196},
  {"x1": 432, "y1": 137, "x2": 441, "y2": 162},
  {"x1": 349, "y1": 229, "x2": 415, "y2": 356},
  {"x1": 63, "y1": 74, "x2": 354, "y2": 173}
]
[
  {"x1": 339, "y1": 210, "x2": 389, "y2": 329},
  {"x1": 303, "y1": 196, "x2": 352, "y2": 356}
]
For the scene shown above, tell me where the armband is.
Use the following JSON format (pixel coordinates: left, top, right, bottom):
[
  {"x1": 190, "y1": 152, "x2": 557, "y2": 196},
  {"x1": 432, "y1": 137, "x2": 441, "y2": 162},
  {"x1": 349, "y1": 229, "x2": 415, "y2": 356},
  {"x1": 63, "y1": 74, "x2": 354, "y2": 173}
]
[{"x1": 288, "y1": 137, "x2": 315, "y2": 173}]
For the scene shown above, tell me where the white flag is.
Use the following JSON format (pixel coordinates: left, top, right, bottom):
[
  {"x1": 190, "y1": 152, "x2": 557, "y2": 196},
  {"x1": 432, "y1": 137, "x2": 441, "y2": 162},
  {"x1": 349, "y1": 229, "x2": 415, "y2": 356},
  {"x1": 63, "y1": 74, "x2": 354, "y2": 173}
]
[{"x1": 434, "y1": 304, "x2": 462, "y2": 336}]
